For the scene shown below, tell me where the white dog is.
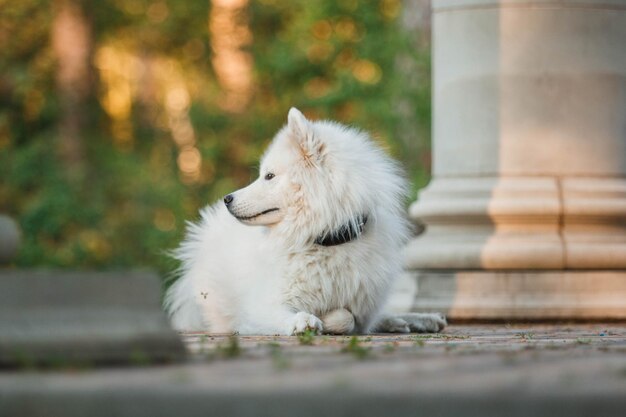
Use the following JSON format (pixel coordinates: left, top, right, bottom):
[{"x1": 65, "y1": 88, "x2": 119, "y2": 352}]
[{"x1": 165, "y1": 108, "x2": 445, "y2": 335}]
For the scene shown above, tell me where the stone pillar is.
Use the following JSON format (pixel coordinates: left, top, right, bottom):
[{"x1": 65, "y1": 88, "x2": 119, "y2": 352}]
[{"x1": 404, "y1": 0, "x2": 626, "y2": 319}]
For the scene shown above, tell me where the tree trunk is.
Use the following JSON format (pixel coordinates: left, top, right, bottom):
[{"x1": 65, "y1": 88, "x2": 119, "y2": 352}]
[
  {"x1": 209, "y1": 0, "x2": 254, "y2": 113},
  {"x1": 51, "y1": 0, "x2": 93, "y2": 178}
]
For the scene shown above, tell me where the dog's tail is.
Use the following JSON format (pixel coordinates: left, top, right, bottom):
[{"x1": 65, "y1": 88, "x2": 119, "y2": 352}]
[
  {"x1": 322, "y1": 308, "x2": 355, "y2": 334},
  {"x1": 164, "y1": 276, "x2": 205, "y2": 331}
]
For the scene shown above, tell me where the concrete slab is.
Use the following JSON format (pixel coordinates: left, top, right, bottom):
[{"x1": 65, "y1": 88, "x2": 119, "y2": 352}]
[
  {"x1": 1, "y1": 324, "x2": 624, "y2": 417},
  {"x1": 409, "y1": 270, "x2": 626, "y2": 320},
  {"x1": 0, "y1": 270, "x2": 186, "y2": 366}
]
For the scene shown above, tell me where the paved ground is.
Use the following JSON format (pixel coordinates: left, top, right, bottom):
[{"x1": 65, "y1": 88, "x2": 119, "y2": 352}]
[{"x1": 1, "y1": 324, "x2": 625, "y2": 417}]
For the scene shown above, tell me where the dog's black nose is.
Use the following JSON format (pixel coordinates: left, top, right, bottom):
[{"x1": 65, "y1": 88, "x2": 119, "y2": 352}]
[{"x1": 223, "y1": 194, "x2": 234, "y2": 206}]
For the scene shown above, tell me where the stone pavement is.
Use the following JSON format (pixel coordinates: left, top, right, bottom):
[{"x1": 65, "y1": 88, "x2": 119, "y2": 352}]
[{"x1": 1, "y1": 324, "x2": 625, "y2": 417}]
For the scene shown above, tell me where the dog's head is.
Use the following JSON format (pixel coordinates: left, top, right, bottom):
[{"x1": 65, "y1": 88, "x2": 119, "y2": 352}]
[
  {"x1": 223, "y1": 108, "x2": 323, "y2": 227},
  {"x1": 224, "y1": 108, "x2": 406, "y2": 245}
]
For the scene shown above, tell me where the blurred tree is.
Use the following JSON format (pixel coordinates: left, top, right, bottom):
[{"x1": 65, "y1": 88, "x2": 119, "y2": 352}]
[
  {"x1": 209, "y1": 0, "x2": 254, "y2": 113},
  {"x1": 51, "y1": 0, "x2": 93, "y2": 178},
  {"x1": 0, "y1": 0, "x2": 432, "y2": 277}
]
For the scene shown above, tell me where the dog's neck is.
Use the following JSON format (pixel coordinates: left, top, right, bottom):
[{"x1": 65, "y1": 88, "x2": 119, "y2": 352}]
[{"x1": 314, "y1": 215, "x2": 368, "y2": 247}]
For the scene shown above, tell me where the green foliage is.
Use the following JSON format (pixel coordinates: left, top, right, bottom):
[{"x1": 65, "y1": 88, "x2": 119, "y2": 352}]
[
  {"x1": 0, "y1": 0, "x2": 431, "y2": 278},
  {"x1": 516, "y1": 332, "x2": 535, "y2": 341},
  {"x1": 215, "y1": 335, "x2": 242, "y2": 359},
  {"x1": 297, "y1": 328, "x2": 317, "y2": 345},
  {"x1": 341, "y1": 335, "x2": 371, "y2": 359},
  {"x1": 268, "y1": 342, "x2": 291, "y2": 370}
]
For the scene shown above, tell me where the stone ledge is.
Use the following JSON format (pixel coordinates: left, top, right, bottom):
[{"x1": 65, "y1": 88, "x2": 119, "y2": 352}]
[
  {"x1": 2, "y1": 390, "x2": 623, "y2": 417},
  {"x1": 409, "y1": 271, "x2": 626, "y2": 320},
  {"x1": 1, "y1": 325, "x2": 625, "y2": 417},
  {"x1": 0, "y1": 270, "x2": 186, "y2": 366},
  {"x1": 406, "y1": 177, "x2": 626, "y2": 270}
]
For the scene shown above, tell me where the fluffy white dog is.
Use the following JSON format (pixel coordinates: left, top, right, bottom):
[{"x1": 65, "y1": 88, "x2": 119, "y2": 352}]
[{"x1": 165, "y1": 108, "x2": 446, "y2": 335}]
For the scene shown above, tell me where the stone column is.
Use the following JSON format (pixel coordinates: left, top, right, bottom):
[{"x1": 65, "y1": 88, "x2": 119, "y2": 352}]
[{"x1": 404, "y1": 0, "x2": 626, "y2": 319}]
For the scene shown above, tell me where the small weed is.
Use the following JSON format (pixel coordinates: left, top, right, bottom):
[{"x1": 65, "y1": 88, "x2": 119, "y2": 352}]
[
  {"x1": 11, "y1": 350, "x2": 36, "y2": 370},
  {"x1": 197, "y1": 335, "x2": 209, "y2": 354},
  {"x1": 297, "y1": 329, "x2": 317, "y2": 345},
  {"x1": 516, "y1": 332, "x2": 535, "y2": 341},
  {"x1": 414, "y1": 339, "x2": 425, "y2": 348},
  {"x1": 576, "y1": 338, "x2": 593, "y2": 345},
  {"x1": 545, "y1": 343, "x2": 564, "y2": 350},
  {"x1": 216, "y1": 335, "x2": 241, "y2": 358},
  {"x1": 10, "y1": 350, "x2": 94, "y2": 371},
  {"x1": 129, "y1": 349, "x2": 151, "y2": 366},
  {"x1": 383, "y1": 342, "x2": 399, "y2": 352},
  {"x1": 341, "y1": 336, "x2": 371, "y2": 359},
  {"x1": 268, "y1": 342, "x2": 290, "y2": 370}
]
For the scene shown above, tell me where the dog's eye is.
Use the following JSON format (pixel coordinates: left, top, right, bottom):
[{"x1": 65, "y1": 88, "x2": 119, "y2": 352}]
[{"x1": 264, "y1": 172, "x2": 275, "y2": 181}]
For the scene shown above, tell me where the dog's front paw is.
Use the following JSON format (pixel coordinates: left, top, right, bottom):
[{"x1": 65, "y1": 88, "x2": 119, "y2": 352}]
[
  {"x1": 287, "y1": 312, "x2": 323, "y2": 335},
  {"x1": 401, "y1": 312, "x2": 447, "y2": 333}
]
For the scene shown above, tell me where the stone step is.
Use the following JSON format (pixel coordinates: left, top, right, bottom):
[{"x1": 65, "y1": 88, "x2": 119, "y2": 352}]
[
  {"x1": 0, "y1": 270, "x2": 185, "y2": 367},
  {"x1": 1, "y1": 325, "x2": 624, "y2": 417}
]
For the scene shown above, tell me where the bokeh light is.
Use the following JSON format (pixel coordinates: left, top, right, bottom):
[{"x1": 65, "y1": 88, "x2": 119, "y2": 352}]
[{"x1": 0, "y1": 0, "x2": 432, "y2": 274}]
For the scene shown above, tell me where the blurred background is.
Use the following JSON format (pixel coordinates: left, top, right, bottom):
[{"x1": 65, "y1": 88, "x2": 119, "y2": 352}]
[{"x1": 0, "y1": 0, "x2": 432, "y2": 277}]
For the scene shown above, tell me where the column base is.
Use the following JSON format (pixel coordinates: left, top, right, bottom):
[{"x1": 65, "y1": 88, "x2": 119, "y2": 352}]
[
  {"x1": 407, "y1": 270, "x2": 626, "y2": 320},
  {"x1": 405, "y1": 177, "x2": 626, "y2": 270}
]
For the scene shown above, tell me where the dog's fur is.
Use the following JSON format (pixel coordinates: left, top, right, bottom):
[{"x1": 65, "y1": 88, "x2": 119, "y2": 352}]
[{"x1": 164, "y1": 108, "x2": 445, "y2": 335}]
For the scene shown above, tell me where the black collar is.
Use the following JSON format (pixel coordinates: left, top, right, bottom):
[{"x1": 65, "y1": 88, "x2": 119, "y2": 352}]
[{"x1": 314, "y1": 215, "x2": 368, "y2": 247}]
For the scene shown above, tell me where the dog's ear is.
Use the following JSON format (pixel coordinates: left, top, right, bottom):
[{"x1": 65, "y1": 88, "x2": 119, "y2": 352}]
[
  {"x1": 288, "y1": 107, "x2": 310, "y2": 140},
  {"x1": 287, "y1": 107, "x2": 325, "y2": 166}
]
